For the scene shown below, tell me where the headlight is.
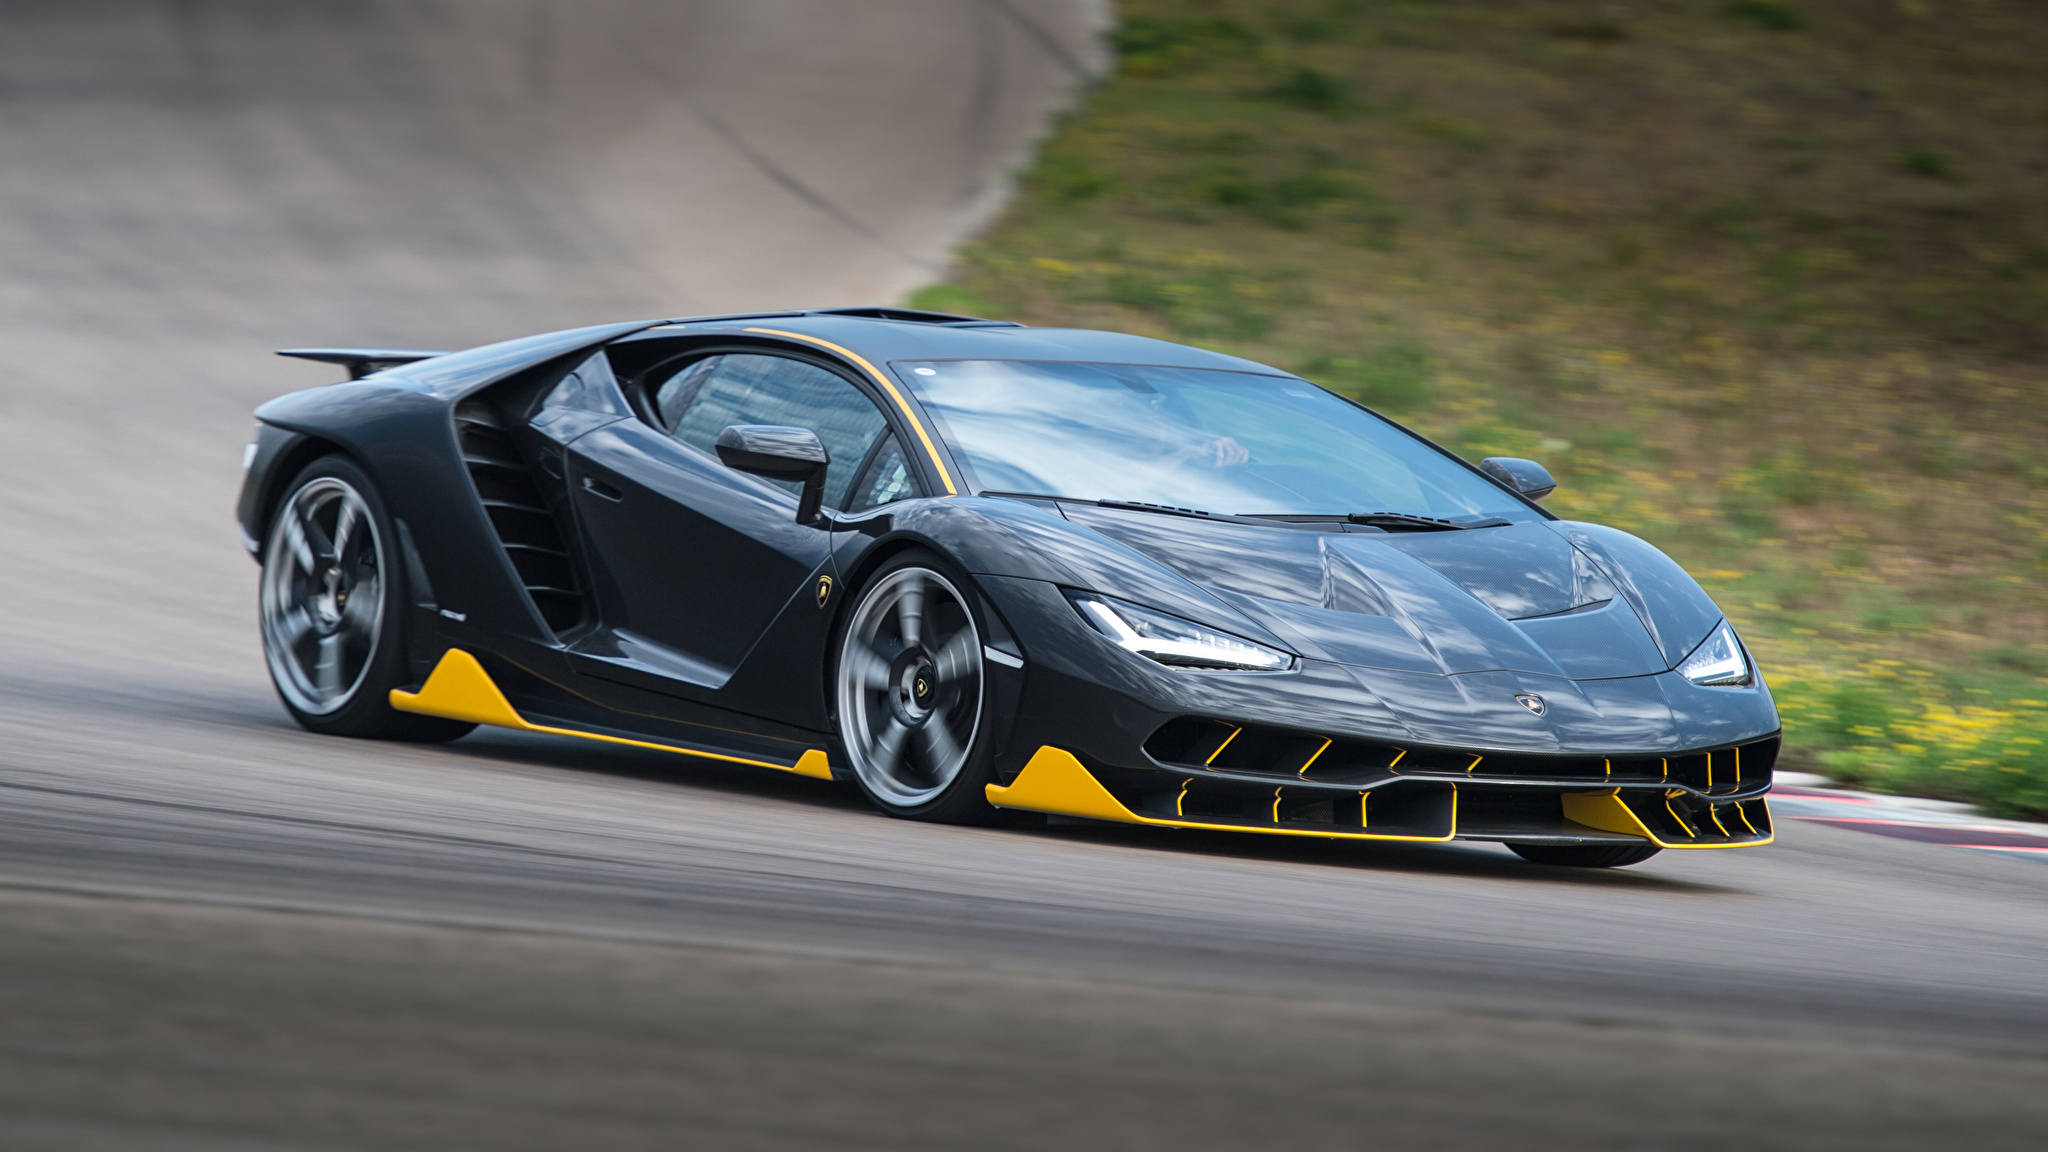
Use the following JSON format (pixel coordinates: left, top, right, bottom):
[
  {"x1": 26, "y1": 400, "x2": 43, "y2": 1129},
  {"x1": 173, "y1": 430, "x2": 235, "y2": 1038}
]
[
  {"x1": 1067, "y1": 592, "x2": 1293, "y2": 671},
  {"x1": 1677, "y1": 621, "x2": 1752, "y2": 687}
]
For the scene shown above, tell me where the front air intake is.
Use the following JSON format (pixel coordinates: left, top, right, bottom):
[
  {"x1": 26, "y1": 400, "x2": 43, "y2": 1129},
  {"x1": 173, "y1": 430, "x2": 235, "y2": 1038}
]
[{"x1": 1144, "y1": 716, "x2": 1779, "y2": 793}]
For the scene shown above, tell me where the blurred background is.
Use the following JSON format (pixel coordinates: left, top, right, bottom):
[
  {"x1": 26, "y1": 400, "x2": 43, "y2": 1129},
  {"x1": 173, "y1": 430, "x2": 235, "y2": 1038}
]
[{"x1": 1, "y1": 2, "x2": 2045, "y2": 1149}]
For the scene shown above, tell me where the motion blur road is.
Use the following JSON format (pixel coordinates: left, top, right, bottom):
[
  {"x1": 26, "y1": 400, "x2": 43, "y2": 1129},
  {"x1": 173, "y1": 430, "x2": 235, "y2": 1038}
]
[{"x1": 1, "y1": 4, "x2": 2044, "y2": 1149}]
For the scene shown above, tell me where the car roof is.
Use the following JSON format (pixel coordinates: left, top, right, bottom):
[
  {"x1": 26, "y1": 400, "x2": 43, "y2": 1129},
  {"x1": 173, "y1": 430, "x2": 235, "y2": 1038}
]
[{"x1": 619, "y1": 309, "x2": 1292, "y2": 376}]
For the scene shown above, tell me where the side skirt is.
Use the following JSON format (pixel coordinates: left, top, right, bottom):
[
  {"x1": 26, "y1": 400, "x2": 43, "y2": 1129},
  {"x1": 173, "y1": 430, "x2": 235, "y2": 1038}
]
[{"x1": 392, "y1": 648, "x2": 834, "y2": 780}]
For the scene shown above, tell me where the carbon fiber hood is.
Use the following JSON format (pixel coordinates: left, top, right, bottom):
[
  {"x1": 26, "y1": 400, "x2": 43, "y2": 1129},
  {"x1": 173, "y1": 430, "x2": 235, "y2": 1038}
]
[{"x1": 1058, "y1": 506, "x2": 1719, "y2": 683}]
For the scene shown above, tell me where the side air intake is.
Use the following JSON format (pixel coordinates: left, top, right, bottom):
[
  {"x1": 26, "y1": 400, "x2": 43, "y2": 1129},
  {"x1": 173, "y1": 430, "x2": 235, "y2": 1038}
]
[{"x1": 453, "y1": 400, "x2": 587, "y2": 634}]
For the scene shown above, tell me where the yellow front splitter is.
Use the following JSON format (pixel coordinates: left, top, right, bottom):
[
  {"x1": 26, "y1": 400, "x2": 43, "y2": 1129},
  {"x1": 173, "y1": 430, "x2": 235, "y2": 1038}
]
[
  {"x1": 1563, "y1": 789, "x2": 1774, "y2": 850},
  {"x1": 987, "y1": 746, "x2": 1457, "y2": 842},
  {"x1": 390, "y1": 648, "x2": 834, "y2": 780}
]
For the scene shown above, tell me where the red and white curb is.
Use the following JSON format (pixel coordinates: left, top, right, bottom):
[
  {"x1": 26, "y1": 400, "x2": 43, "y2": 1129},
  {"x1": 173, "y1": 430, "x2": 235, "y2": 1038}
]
[{"x1": 1769, "y1": 772, "x2": 2048, "y2": 861}]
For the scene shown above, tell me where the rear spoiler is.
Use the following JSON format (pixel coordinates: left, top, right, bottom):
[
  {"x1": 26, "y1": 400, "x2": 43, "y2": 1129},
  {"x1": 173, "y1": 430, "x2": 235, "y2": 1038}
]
[{"x1": 277, "y1": 347, "x2": 449, "y2": 380}]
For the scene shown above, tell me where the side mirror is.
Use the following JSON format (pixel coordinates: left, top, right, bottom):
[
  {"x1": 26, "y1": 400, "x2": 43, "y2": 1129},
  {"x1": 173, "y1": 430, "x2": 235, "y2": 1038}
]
[
  {"x1": 716, "y1": 424, "x2": 830, "y2": 522},
  {"x1": 1480, "y1": 457, "x2": 1556, "y2": 501}
]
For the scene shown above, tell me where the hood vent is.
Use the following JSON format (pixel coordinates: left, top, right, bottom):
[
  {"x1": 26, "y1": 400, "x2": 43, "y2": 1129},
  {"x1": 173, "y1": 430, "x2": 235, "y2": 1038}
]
[{"x1": 1319, "y1": 544, "x2": 1396, "y2": 616}]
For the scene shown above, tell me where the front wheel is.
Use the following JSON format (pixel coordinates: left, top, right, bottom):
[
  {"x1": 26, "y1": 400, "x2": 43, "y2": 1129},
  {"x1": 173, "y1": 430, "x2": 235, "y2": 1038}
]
[
  {"x1": 258, "y1": 455, "x2": 474, "y2": 742},
  {"x1": 831, "y1": 551, "x2": 1000, "y2": 824},
  {"x1": 1508, "y1": 842, "x2": 1663, "y2": 868}
]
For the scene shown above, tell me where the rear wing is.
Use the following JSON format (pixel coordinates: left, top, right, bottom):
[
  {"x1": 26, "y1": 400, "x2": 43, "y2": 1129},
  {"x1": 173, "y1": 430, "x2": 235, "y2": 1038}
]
[{"x1": 277, "y1": 347, "x2": 448, "y2": 380}]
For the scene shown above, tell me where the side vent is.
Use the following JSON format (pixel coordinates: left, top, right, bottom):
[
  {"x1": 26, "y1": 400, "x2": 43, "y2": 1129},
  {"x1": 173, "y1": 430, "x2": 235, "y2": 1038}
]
[{"x1": 454, "y1": 400, "x2": 586, "y2": 633}]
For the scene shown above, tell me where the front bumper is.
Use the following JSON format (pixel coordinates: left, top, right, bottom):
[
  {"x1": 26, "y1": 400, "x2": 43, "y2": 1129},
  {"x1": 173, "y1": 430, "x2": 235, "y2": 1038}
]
[
  {"x1": 988, "y1": 746, "x2": 1772, "y2": 849},
  {"x1": 978, "y1": 575, "x2": 1777, "y2": 850}
]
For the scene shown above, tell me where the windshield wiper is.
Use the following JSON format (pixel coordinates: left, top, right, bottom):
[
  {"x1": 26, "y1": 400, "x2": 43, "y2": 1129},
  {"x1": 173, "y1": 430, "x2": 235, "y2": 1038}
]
[
  {"x1": 1095, "y1": 499, "x2": 1216, "y2": 520},
  {"x1": 1097, "y1": 500, "x2": 1321, "y2": 528},
  {"x1": 1352, "y1": 511, "x2": 1506, "y2": 531},
  {"x1": 978, "y1": 491, "x2": 1069, "y2": 504},
  {"x1": 982, "y1": 491, "x2": 1226, "y2": 520},
  {"x1": 1244, "y1": 512, "x2": 1509, "y2": 531}
]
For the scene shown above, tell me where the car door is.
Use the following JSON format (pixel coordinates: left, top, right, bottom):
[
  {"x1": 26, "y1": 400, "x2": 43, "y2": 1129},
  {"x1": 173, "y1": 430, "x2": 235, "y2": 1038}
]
[{"x1": 564, "y1": 351, "x2": 892, "y2": 707}]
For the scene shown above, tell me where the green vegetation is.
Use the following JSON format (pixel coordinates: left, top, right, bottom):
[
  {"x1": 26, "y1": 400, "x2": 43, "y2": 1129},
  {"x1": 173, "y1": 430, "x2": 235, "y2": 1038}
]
[
  {"x1": 1724, "y1": 1, "x2": 1807, "y2": 33},
  {"x1": 910, "y1": 0, "x2": 2048, "y2": 817}
]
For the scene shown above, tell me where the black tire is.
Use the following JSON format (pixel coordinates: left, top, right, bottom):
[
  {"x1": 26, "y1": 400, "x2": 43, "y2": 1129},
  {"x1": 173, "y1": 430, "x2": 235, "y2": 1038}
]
[
  {"x1": 258, "y1": 454, "x2": 475, "y2": 743},
  {"x1": 1508, "y1": 842, "x2": 1663, "y2": 868},
  {"x1": 829, "y1": 549, "x2": 1003, "y2": 824}
]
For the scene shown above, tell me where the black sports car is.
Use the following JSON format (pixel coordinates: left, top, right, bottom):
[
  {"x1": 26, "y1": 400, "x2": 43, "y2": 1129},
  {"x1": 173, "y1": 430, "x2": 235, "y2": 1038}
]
[{"x1": 237, "y1": 307, "x2": 1777, "y2": 868}]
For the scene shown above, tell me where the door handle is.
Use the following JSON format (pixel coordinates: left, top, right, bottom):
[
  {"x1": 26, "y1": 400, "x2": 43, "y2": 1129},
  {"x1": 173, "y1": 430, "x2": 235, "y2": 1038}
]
[{"x1": 581, "y1": 476, "x2": 624, "y2": 502}]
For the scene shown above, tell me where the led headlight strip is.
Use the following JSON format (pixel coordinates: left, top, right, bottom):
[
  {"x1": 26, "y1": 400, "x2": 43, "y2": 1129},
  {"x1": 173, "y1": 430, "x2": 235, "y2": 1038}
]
[
  {"x1": 1068, "y1": 592, "x2": 1292, "y2": 672},
  {"x1": 1678, "y1": 621, "x2": 1752, "y2": 687}
]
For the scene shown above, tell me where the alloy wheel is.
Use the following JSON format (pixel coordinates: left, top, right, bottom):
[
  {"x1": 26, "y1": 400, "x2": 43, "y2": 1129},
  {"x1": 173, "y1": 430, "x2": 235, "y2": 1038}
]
[
  {"x1": 260, "y1": 477, "x2": 386, "y2": 716},
  {"x1": 835, "y1": 566, "x2": 984, "y2": 808}
]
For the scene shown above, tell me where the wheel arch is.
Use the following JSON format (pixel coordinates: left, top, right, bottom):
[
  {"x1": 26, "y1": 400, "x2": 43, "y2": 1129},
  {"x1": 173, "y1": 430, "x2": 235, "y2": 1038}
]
[
  {"x1": 832, "y1": 530, "x2": 1024, "y2": 655},
  {"x1": 249, "y1": 381, "x2": 557, "y2": 645},
  {"x1": 244, "y1": 428, "x2": 352, "y2": 555},
  {"x1": 836, "y1": 533, "x2": 943, "y2": 604}
]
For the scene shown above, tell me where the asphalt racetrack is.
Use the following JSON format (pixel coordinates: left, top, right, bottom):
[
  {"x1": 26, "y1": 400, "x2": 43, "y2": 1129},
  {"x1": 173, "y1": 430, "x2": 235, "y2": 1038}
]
[{"x1": 1, "y1": 4, "x2": 2044, "y2": 1149}]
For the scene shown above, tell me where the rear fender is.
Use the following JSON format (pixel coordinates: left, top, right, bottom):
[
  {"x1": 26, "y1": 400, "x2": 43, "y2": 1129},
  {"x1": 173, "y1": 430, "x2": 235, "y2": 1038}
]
[
  {"x1": 243, "y1": 322, "x2": 664, "y2": 650},
  {"x1": 236, "y1": 423, "x2": 330, "y2": 557},
  {"x1": 251, "y1": 382, "x2": 550, "y2": 647}
]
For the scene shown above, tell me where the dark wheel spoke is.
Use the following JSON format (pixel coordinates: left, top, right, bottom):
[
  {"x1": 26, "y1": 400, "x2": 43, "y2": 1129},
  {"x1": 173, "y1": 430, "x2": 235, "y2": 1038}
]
[
  {"x1": 870, "y1": 717, "x2": 911, "y2": 776},
  {"x1": 282, "y1": 511, "x2": 319, "y2": 573},
  {"x1": 917, "y1": 720, "x2": 962, "y2": 775},
  {"x1": 277, "y1": 606, "x2": 315, "y2": 649},
  {"x1": 330, "y1": 499, "x2": 359, "y2": 561},
  {"x1": 895, "y1": 576, "x2": 925, "y2": 647},
  {"x1": 341, "y1": 572, "x2": 380, "y2": 633},
  {"x1": 847, "y1": 640, "x2": 892, "y2": 693},
  {"x1": 298, "y1": 505, "x2": 337, "y2": 564},
  {"x1": 313, "y1": 633, "x2": 344, "y2": 696},
  {"x1": 929, "y1": 629, "x2": 978, "y2": 686}
]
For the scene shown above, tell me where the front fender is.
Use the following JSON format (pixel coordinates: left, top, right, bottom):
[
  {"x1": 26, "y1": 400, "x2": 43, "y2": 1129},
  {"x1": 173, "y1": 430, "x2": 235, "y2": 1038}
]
[
  {"x1": 1545, "y1": 520, "x2": 1724, "y2": 667},
  {"x1": 834, "y1": 496, "x2": 1294, "y2": 652}
]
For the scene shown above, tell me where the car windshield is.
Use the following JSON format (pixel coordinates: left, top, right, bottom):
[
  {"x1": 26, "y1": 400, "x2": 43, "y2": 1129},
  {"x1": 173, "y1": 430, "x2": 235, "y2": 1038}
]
[{"x1": 895, "y1": 360, "x2": 1533, "y2": 520}]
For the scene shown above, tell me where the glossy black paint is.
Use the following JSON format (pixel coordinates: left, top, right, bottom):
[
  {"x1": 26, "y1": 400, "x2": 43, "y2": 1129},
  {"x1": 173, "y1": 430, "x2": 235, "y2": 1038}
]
[
  {"x1": 714, "y1": 424, "x2": 831, "y2": 522},
  {"x1": 277, "y1": 348, "x2": 448, "y2": 380},
  {"x1": 1479, "y1": 456, "x2": 1556, "y2": 500},
  {"x1": 237, "y1": 311, "x2": 1778, "y2": 801}
]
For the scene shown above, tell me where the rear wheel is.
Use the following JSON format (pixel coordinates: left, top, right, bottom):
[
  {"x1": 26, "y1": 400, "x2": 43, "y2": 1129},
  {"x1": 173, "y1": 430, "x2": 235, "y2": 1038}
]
[
  {"x1": 1508, "y1": 842, "x2": 1663, "y2": 868},
  {"x1": 831, "y1": 551, "x2": 1000, "y2": 824},
  {"x1": 259, "y1": 455, "x2": 474, "y2": 742}
]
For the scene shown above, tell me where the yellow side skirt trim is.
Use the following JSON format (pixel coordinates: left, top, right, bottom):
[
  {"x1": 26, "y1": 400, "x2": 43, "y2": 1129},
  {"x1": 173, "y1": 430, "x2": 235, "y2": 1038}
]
[
  {"x1": 391, "y1": 648, "x2": 834, "y2": 780},
  {"x1": 986, "y1": 747, "x2": 1456, "y2": 843},
  {"x1": 1562, "y1": 789, "x2": 1773, "y2": 850}
]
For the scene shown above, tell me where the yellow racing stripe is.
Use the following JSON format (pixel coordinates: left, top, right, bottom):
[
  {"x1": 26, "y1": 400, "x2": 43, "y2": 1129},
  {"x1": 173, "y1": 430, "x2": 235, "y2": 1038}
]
[{"x1": 745, "y1": 328, "x2": 957, "y2": 494}]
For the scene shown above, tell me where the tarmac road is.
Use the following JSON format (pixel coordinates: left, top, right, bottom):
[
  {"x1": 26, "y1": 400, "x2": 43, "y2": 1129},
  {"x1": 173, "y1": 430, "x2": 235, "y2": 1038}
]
[{"x1": 1, "y1": 3, "x2": 2044, "y2": 1148}]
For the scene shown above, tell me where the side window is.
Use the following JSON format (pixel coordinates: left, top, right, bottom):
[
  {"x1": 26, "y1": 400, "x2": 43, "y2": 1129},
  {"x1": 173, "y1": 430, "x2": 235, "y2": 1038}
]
[
  {"x1": 652, "y1": 353, "x2": 890, "y2": 511},
  {"x1": 847, "y1": 434, "x2": 919, "y2": 512}
]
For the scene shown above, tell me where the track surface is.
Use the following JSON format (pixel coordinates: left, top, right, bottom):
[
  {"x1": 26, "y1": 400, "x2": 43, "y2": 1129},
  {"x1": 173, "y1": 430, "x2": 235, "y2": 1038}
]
[{"x1": 1, "y1": 3, "x2": 2044, "y2": 1148}]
